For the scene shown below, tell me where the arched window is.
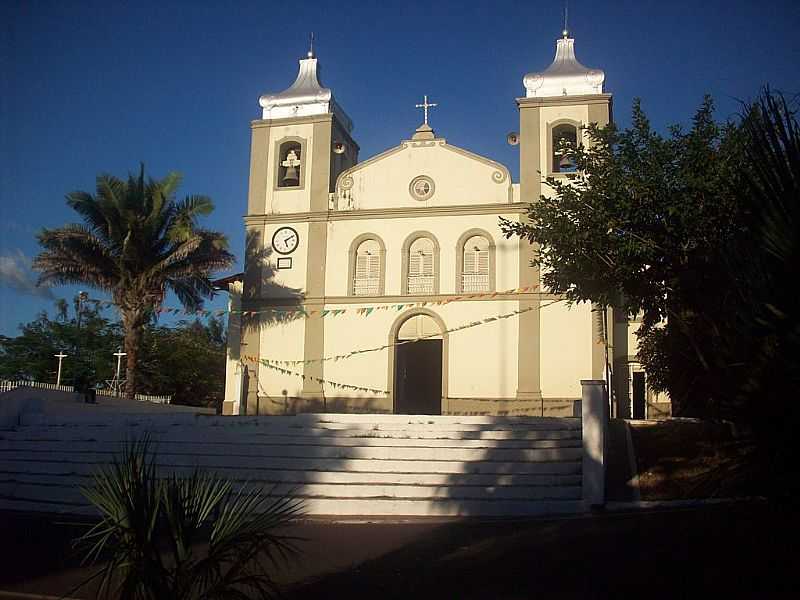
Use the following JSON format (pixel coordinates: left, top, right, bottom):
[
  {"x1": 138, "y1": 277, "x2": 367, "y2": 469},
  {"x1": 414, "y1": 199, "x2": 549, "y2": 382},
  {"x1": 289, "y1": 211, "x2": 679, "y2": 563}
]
[
  {"x1": 407, "y1": 237, "x2": 435, "y2": 294},
  {"x1": 277, "y1": 140, "x2": 303, "y2": 188},
  {"x1": 461, "y1": 235, "x2": 490, "y2": 292},
  {"x1": 456, "y1": 230, "x2": 495, "y2": 293},
  {"x1": 552, "y1": 123, "x2": 578, "y2": 173},
  {"x1": 348, "y1": 235, "x2": 385, "y2": 296},
  {"x1": 353, "y1": 239, "x2": 381, "y2": 296}
]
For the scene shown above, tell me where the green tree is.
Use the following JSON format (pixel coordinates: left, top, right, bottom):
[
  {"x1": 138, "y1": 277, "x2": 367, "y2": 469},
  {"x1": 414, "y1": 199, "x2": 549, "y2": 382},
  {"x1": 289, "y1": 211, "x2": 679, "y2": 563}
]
[
  {"x1": 136, "y1": 317, "x2": 227, "y2": 409},
  {"x1": 501, "y1": 96, "x2": 747, "y2": 417},
  {"x1": 721, "y1": 91, "x2": 800, "y2": 500},
  {"x1": 0, "y1": 297, "x2": 122, "y2": 385},
  {"x1": 501, "y1": 90, "x2": 800, "y2": 497},
  {"x1": 33, "y1": 166, "x2": 234, "y2": 400}
]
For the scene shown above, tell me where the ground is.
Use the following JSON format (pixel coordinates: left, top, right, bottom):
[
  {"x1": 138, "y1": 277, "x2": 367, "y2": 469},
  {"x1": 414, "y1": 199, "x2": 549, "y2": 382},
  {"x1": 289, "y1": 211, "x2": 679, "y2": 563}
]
[
  {"x1": 0, "y1": 503, "x2": 793, "y2": 599},
  {"x1": 630, "y1": 419, "x2": 758, "y2": 500}
]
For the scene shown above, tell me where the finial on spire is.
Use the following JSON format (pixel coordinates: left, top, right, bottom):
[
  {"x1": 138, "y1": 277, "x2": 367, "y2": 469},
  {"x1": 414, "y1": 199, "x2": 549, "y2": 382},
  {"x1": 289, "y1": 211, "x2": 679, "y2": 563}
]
[
  {"x1": 562, "y1": 0, "x2": 569, "y2": 38},
  {"x1": 308, "y1": 32, "x2": 315, "y2": 58}
]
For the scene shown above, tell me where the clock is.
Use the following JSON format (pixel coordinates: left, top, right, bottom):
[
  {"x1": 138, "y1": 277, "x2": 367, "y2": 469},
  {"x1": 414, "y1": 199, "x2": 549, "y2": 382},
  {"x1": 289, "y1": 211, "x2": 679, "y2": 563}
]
[{"x1": 271, "y1": 227, "x2": 299, "y2": 255}]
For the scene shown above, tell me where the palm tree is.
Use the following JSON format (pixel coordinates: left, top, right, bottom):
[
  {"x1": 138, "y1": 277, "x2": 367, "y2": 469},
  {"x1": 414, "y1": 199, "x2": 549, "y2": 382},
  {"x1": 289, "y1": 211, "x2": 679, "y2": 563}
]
[{"x1": 34, "y1": 165, "x2": 235, "y2": 400}]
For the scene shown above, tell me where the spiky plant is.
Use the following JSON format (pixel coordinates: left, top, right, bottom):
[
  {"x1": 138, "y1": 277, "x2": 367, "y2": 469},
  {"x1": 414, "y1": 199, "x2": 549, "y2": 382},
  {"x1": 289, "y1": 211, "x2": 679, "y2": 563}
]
[
  {"x1": 78, "y1": 437, "x2": 303, "y2": 599},
  {"x1": 33, "y1": 166, "x2": 235, "y2": 400}
]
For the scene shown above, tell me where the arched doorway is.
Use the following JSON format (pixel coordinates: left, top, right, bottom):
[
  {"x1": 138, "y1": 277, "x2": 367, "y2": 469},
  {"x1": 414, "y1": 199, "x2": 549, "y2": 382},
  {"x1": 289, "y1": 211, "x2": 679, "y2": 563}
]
[{"x1": 392, "y1": 312, "x2": 444, "y2": 415}]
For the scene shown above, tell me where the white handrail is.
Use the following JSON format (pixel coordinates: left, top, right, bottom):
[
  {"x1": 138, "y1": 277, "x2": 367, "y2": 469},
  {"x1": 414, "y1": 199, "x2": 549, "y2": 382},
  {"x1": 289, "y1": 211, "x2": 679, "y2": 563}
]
[{"x1": 0, "y1": 379, "x2": 171, "y2": 404}]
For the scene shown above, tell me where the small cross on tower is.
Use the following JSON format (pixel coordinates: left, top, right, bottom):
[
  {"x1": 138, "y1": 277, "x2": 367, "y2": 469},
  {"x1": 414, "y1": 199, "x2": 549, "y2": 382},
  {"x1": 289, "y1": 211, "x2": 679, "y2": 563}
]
[{"x1": 415, "y1": 95, "x2": 438, "y2": 126}]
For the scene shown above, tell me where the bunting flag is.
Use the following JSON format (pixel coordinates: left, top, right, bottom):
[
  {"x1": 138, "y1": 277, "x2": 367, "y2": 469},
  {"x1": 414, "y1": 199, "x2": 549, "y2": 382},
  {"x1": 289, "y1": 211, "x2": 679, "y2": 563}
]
[
  {"x1": 81, "y1": 285, "x2": 540, "y2": 319},
  {"x1": 256, "y1": 359, "x2": 388, "y2": 395},
  {"x1": 255, "y1": 304, "x2": 549, "y2": 368}
]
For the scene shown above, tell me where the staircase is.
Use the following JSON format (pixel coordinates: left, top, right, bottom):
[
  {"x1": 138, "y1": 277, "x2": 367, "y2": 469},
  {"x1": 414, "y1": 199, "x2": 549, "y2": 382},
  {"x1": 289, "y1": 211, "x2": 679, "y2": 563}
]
[{"x1": 0, "y1": 413, "x2": 589, "y2": 517}]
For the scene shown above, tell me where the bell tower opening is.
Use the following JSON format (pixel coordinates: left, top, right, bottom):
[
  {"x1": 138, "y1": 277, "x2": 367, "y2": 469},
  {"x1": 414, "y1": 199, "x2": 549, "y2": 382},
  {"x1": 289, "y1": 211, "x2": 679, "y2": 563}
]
[{"x1": 277, "y1": 141, "x2": 302, "y2": 188}]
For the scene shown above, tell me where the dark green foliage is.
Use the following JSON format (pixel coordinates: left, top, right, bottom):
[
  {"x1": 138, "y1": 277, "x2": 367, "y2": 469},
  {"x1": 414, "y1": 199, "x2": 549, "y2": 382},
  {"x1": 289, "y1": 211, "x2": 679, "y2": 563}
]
[
  {"x1": 501, "y1": 96, "x2": 748, "y2": 414},
  {"x1": 78, "y1": 437, "x2": 302, "y2": 599},
  {"x1": 0, "y1": 297, "x2": 122, "y2": 385},
  {"x1": 0, "y1": 301, "x2": 227, "y2": 408},
  {"x1": 136, "y1": 318, "x2": 227, "y2": 409},
  {"x1": 501, "y1": 89, "x2": 800, "y2": 498}
]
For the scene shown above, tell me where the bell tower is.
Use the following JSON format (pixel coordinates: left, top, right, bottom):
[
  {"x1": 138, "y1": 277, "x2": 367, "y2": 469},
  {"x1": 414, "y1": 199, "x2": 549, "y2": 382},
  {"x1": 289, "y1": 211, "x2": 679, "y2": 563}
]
[
  {"x1": 241, "y1": 46, "x2": 359, "y2": 413},
  {"x1": 517, "y1": 30, "x2": 610, "y2": 203},
  {"x1": 515, "y1": 29, "x2": 612, "y2": 404},
  {"x1": 246, "y1": 48, "x2": 358, "y2": 218}
]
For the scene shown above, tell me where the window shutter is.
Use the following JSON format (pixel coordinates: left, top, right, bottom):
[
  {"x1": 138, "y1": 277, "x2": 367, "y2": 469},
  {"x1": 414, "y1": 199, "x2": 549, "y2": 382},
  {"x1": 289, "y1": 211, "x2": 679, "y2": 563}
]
[
  {"x1": 477, "y1": 250, "x2": 489, "y2": 275},
  {"x1": 422, "y1": 252, "x2": 434, "y2": 276},
  {"x1": 409, "y1": 253, "x2": 422, "y2": 277},
  {"x1": 464, "y1": 250, "x2": 476, "y2": 274},
  {"x1": 355, "y1": 254, "x2": 369, "y2": 279},
  {"x1": 367, "y1": 254, "x2": 380, "y2": 281}
]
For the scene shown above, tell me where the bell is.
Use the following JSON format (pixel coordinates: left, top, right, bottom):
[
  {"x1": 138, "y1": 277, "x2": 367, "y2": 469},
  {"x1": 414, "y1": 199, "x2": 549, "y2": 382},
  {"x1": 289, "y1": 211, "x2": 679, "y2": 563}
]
[
  {"x1": 282, "y1": 164, "x2": 299, "y2": 183},
  {"x1": 559, "y1": 155, "x2": 575, "y2": 170}
]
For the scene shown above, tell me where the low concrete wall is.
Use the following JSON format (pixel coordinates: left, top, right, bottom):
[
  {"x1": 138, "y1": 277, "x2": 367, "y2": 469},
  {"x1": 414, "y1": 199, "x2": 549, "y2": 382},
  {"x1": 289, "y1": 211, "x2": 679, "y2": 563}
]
[
  {"x1": 0, "y1": 387, "x2": 213, "y2": 427},
  {"x1": 244, "y1": 395, "x2": 581, "y2": 417}
]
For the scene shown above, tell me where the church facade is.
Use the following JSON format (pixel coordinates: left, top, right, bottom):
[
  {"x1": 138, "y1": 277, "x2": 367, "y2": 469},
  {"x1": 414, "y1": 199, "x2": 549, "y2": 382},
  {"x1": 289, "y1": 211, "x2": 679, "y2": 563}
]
[{"x1": 221, "y1": 34, "x2": 668, "y2": 419}]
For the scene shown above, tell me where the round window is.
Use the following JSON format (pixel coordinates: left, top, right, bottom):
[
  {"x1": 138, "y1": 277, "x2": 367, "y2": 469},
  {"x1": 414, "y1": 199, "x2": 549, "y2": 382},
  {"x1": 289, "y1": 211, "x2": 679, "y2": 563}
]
[{"x1": 409, "y1": 175, "x2": 435, "y2": 201}]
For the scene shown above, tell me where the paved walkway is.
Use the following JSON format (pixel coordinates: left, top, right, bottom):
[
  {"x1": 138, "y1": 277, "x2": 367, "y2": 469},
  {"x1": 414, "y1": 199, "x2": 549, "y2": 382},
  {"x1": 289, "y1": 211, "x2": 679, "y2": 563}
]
[{"x1": 0, "y1": 502, "x2": 792, "y2": 599}]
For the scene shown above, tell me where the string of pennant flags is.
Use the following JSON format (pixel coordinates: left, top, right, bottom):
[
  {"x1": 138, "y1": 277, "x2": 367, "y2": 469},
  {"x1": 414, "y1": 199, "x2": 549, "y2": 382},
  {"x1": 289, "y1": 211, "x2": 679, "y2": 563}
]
[
  {"x1": 257, "y1": 360, "x2": 389, "y2": 395},
  {"x1": 243, "y1": 298, "x2": 565, "y2": 370},
  {"x1": 85, "y1": 285, "x2": 539, "y2": 319},
  {"x1": 242, "y1": 298, "x2": 566, "y2": 394}
]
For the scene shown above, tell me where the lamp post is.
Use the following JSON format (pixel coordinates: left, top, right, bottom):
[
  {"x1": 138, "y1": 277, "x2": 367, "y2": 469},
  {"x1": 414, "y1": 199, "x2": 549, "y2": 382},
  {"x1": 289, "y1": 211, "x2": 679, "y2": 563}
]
[
  {"x1": 112, "y1": 348, "x2": 127, "y2": 397},
  {"x1": 54, "y1": 351, "x2": 67, "y2": 387}
]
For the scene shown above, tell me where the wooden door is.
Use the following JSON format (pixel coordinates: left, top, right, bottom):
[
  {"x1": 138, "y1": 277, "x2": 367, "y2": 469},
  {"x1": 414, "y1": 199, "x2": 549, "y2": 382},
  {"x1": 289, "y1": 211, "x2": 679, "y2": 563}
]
[
  {"x1": 632, "y1": 371, "x2": 646, "y2": 420},
  {"x1": 394, "y1": 340, "x2": 442, "y2": 415}
]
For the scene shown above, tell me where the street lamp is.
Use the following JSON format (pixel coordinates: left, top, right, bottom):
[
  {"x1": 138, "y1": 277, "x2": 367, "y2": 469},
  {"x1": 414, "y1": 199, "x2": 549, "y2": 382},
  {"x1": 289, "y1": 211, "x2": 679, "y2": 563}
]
[
  {"x1": 111, "y1": 348, "x2": 127, "y2": 397},
  {"x1": 54, "y1": 351, "x2": 68, "y2": 387}
]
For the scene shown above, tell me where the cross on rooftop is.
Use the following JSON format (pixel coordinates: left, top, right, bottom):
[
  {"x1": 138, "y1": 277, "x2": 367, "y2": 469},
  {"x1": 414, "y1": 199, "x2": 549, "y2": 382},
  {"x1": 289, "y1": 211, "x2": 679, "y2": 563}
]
[{"x1": 415, "y1": 95, "x2": 438, "y2": 126}]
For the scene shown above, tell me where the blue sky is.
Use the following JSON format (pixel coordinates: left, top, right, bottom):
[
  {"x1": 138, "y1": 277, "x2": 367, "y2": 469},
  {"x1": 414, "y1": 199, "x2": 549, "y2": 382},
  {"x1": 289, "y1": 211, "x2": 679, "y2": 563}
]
[{"x1": 2, "y1": 0, "x2": 799, "y2": 336}]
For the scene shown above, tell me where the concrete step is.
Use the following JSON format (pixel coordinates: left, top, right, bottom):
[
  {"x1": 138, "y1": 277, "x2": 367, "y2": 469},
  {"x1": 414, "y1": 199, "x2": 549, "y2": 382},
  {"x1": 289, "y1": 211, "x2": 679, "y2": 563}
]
[
  {"x1": 0, "y1": 435, "x2": 580, "y2": 450},
  {"x1": 1, "y1": 412, "x2": 589, "y2": 516},
  {"x1": 18, "y1": 414, "x2": 581, "y2": 431},
  {"x1": 0, "y1": 443, "x2": 582, "y2": 463},
  {"x1": 0, "y1": 480, "x2": 582, "y2": 505},
  {"x1": 293, "y1": 497, "x2": 586, "y2": 517},
  {"x1": 0, "y1": 469, "x2": 583, "y2": 488},
  {"x1": 0, "y1": 496, "x2": 586, "y2": 517},
  {"x1": 245, "y1": 413, "x2": 580, "y2": 426},
  {"x1": 1, "y1": 426, "x2": 581, "y2": 442},
  {"x1": 0, "y1": 454, "x2": 581, "y2": 475}
]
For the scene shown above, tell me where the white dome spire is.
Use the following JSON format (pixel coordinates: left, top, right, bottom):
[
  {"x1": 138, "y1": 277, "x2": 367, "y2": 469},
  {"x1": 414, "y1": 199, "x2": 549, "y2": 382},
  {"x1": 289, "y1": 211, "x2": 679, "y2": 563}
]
[
  {"x1": 523, "y1": 35, "x2": 605, "y2": 98},
  {"x1": 259, "y1": 53, "x2": 353, "y2": 131}
]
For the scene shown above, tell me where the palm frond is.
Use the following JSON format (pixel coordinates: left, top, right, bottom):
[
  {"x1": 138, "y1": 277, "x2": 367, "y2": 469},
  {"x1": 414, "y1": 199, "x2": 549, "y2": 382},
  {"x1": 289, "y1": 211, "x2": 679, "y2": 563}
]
[
  {"x1": 76, "y1": 439, "x2": 301, "y2": 600},
  {"x1": 34, "y1": 225, "x2": 119, "y2": 290},
  {"x1": 167, "y1": 195, "x2": 214, "y2": 243}
]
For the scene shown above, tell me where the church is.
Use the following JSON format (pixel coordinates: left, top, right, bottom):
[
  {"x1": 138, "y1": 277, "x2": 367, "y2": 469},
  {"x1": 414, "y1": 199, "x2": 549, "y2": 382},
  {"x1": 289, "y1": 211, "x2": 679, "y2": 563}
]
[{"x1": 220, "y1": 31, "x2": 669, "y2": 420}]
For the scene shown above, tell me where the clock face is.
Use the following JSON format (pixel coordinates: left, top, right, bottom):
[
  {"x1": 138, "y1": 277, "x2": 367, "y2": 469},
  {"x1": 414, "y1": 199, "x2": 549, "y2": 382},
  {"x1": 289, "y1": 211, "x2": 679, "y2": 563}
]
[{"x1": 271, "y1": 227, "x2": 299, "y2": 255}]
